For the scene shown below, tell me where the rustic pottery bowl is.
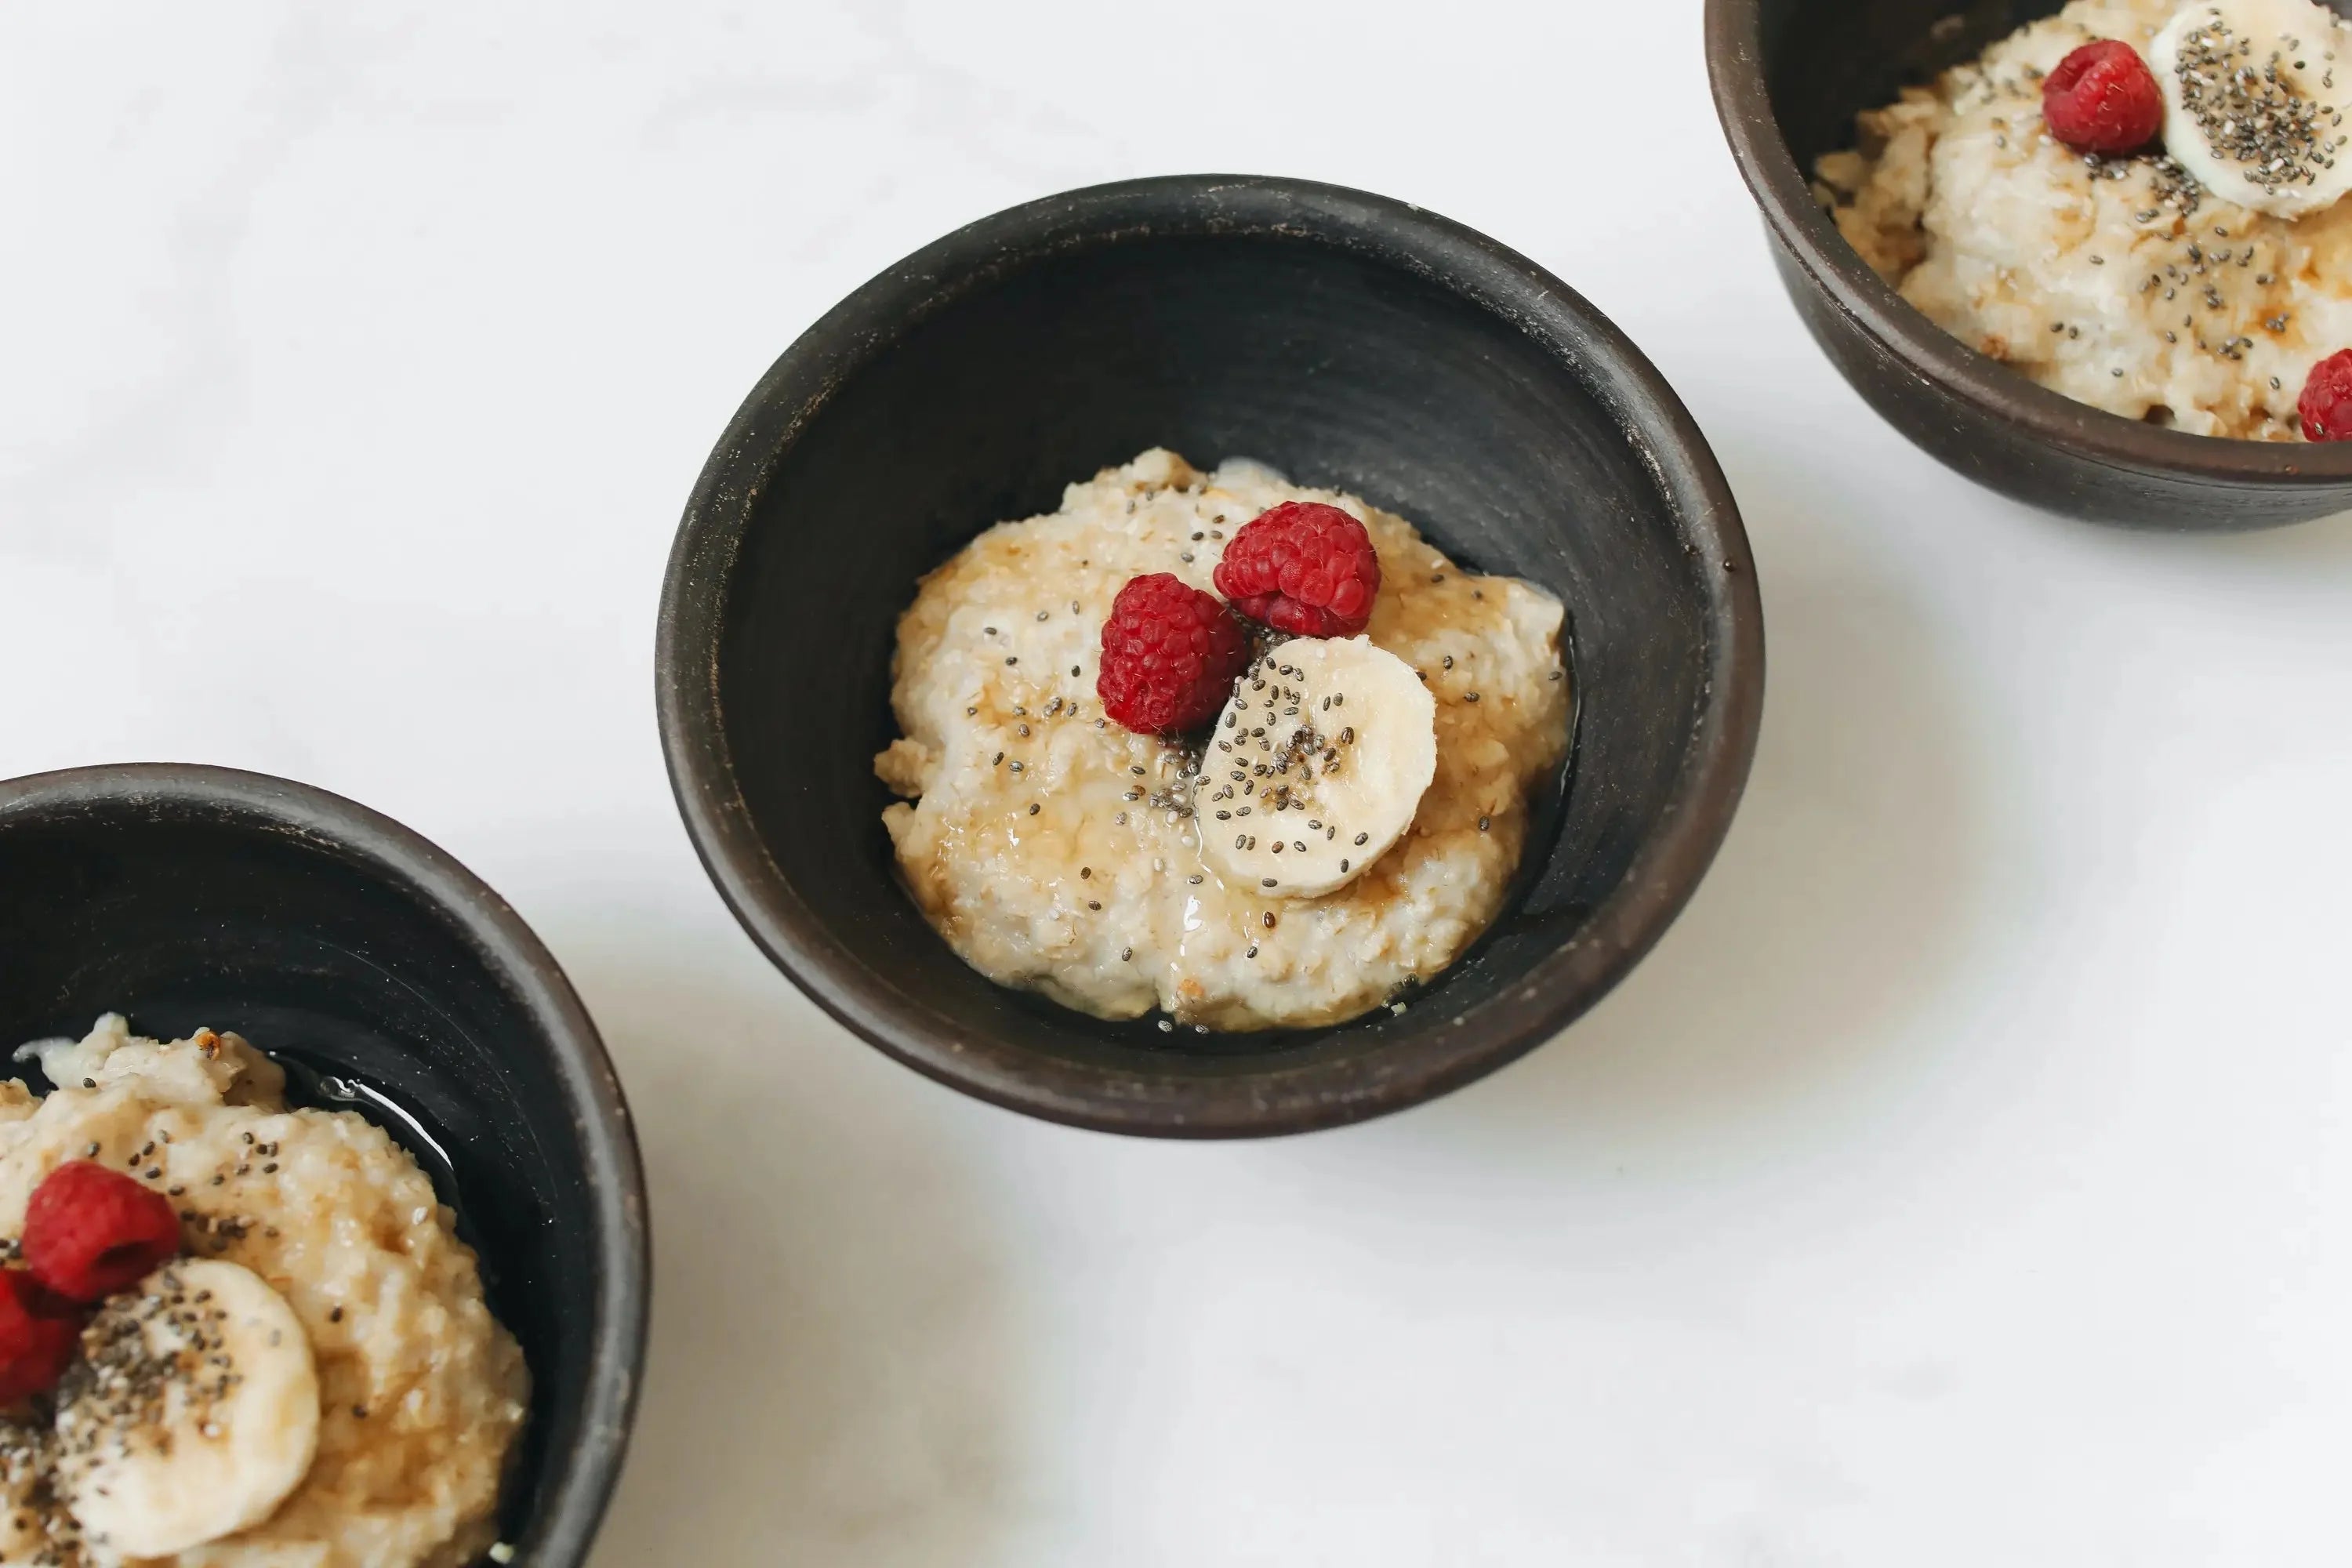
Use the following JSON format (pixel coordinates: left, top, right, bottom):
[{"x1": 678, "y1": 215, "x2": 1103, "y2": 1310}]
[
  {"x1": 1707, "y1": 0, "x2": 2352, "y2": 528},
  {"x1": 657, "y1": 174, "x2": 1764, "y2": 1138},
  {"x1": 0, "y1": 764, "x2": 647, "y2": 1568}
]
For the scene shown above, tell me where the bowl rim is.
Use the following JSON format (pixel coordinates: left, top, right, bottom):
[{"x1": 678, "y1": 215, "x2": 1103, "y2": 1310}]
[
  {"x1": 0, "y1": 761, "x2": 649, "y2": 1568},
  {"x1": 1704, "y1": 0, "x2": 2352, "y2": 488},
  {"x1": 656, "y1": 172, "x2": 1765, "y2": 1138}
]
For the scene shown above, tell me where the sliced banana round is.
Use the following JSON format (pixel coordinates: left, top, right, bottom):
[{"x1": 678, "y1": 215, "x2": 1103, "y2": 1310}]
[
  {"x1": 2152, "y1": 0, "x2": 2352, "y2": 219},
  {"x1": 57, "y1": 1258, "x2": 321, "y2": 1559},
  {"x1": 1197, "y1": 635, "x2": 1436, "y2": 898}
]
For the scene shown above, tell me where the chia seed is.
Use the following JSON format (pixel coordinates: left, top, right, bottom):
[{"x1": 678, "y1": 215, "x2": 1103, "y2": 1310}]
[{"x1": 2169, "y1": 17, "x2": 2347, "y2": 201}]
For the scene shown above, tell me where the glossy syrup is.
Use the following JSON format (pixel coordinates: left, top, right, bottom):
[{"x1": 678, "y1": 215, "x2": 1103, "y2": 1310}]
[{"x1": 267, "y1": 1050, "x2": 495, "y2": 1285}]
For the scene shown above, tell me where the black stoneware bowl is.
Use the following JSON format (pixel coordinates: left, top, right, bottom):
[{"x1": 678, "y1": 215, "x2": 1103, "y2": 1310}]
[
  {"x1": 1708, "y1": 0, "x2": 2352, "y2": 529},
  {"x1": 657, "y1": 174, "x2": 1764, "y2": 1138},
  {"x1": 0, "y1": 764, "x2": 646, "y2": 1567}
]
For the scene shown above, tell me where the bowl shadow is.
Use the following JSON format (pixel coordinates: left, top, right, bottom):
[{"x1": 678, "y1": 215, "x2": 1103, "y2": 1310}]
[
  {"x1": 567, "y1": 927, "x2": 1030, "y2": 1568},
  {"x1": 1427, "y1": 438, "x2": 1993, "y2": 1144}
]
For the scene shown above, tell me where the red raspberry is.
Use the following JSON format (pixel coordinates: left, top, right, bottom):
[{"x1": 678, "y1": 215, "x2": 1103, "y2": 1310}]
[
  {"x1": 2298, "y1": 349, "x2": 2352, "y2": 441},
  {"x1": 0, "y1": 1271, "x2": 84, "y2": 1405},
  {"x1": 22, "y1": 1160, "x2": 183, "y2": 1304},
  {"x1": 1211, "y1": 502, "x2": 1382, "y2": 637},
  {"x1": 1096, "y1": 573, "x2": 1250, "y2": 733},
  {"x1": 2042, "y1": 40, "x2": 2164, "y2": 155}
]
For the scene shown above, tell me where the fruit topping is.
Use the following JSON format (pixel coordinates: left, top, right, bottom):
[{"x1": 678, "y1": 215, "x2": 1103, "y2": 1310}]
[
  {"x1": 2042, "y1": 39, "x2": 2165, "y2": 155},
  {"x1": 2299, "y1": 349, "x2": 2352, "y2": 440},
  {"x1": 1197, "y1": 637, "x2": 1436, "y2": 898},
  {"x1": 0, "y1": 1270, "x2": 85, "y2": 1405},
  {"x1": 56, "y1": 1258, "x2": 322, "y2": 1558},
  {"x1": 23, "y1": 1159, "x2": 183, "y2": 1304},
  {"x1": 1213, "y1": 501, "x2": 1382, "y2": 637},
  {"x1": 1097, "y1": 572, "x2": 1251, "y2": 734},
  {"x1": 2151, "y1": 0, "x2": 2352, "y2": 219}
]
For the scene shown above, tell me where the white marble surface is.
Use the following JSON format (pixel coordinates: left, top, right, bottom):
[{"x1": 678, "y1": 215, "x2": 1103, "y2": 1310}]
[{"x1": 6, "y1": 4, "x2": 2351, "y2": 1563}]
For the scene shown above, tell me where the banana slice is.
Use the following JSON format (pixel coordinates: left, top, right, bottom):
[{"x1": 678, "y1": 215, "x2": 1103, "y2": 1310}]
[
  {"x1": 57, "y1": 1258, "x2": 321, "y2": 1559},
  {"x1": 1197, "y1": 635, "x2": 1436, "y2": 898},
  {"x1": 2152, "y1": 0, "x2": 2352, "y2": 219}
]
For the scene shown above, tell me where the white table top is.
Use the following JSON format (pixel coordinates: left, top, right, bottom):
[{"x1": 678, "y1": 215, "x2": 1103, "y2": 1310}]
[{"x1": 7, "y1": 4, "x2": 2350, "y2": 1563}]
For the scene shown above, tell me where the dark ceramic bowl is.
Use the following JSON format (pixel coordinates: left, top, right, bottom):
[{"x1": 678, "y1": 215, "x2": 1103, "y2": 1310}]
[
  {"x1": 1708, "y1": 0, "x2": 2352, "y2": 529},
  {"x1": 0, "y1": 764, "x2": 646, "y2": 1567},
  {"x1": 657, "y1": 174, "x2": 1763, "y2": 1138}
]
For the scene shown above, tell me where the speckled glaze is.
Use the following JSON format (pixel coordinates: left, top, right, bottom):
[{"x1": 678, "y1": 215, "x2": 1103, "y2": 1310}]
[
  {"x1": 1708, "y1": 0, "x2": 2352, "y2": 528},
  {"x1": 658, "y1": 174, "x2": 1764, "y2": 1138}
]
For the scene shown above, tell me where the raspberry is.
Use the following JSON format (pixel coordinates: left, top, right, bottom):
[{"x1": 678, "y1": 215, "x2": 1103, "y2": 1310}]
[
  {"x1": 0, "y1": 1271, "x2": 83, "y2": 1405},
  {"x1": 2298, "y1": 350, "x2": 2352, "y2": 441},
  {"x1": 22, "y1": 1160, "x2": 183, "y2": 1304},
  {"x1": 1096, "y1": 572, "x2": 1250, "y2": 734},
  {"x1": 1212, "y1": 502, "x2": 1382, "y2": 637},
  {"x1": 2042, "y1": 41, "x2": 2164, "y2": 155}
]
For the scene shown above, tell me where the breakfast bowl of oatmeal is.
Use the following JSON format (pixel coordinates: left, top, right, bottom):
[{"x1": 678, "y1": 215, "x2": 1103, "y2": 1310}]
[
  {"x1": 0, "y1": 764, "x2": 647, "y2": 1566},
  {"x1": 656, "y1": 175, "x2": 1764, "y2": 1138},
  {"x1": 1708, "y1": 0, "x2": 2352, "y2": 527}
]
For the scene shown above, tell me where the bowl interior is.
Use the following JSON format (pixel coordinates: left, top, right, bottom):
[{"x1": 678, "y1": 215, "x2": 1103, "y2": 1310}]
[
  {"x1": 1761, "y1": 0, "x2": 2068, "y2": 171},
  {"x1": 0, "y1": 778, "x2": 622, "y2": 1555},
  {"x1": 699, "y1": 198, "x2": 1748, "y2": 1123}
]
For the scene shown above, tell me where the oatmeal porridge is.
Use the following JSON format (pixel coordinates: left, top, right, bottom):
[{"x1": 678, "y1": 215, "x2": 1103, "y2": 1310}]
[
  {"x1": 1816, "y1": 0, "x2": 2352, "y2": 438},
  {"x1": 0, "y1": 1015, "x2": 526, "y2": 1568},
  {"x1": 874, "y1": 448, "x2": 1572, "y2": 1032}
]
